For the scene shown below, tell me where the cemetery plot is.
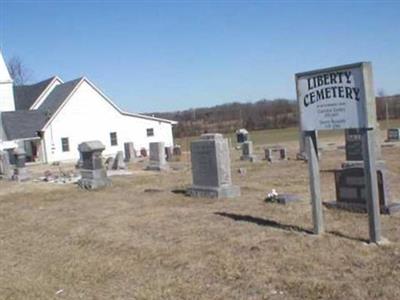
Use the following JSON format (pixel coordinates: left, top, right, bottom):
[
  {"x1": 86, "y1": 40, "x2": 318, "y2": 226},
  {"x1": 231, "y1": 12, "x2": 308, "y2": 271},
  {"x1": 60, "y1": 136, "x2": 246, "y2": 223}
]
[{"x1": 0, "y1": 130, "x2": 400, "y2": 299}]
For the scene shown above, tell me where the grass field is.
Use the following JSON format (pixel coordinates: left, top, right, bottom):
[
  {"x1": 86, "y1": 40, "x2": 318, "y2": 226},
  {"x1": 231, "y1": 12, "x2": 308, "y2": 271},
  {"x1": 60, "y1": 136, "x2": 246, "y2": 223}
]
[
  {"x1": 176, "y1": 119, "x2": 400, "y2": 152},
  {"x1": 1, "y1": 124, "x2": 400, "y2": 299}
]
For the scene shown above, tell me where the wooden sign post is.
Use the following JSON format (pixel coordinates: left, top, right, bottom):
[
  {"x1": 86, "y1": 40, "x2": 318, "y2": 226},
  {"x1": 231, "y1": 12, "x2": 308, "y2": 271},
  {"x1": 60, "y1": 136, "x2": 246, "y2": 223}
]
[{"x1": 296, "y1": 62, "x2": 382, "y2": 243}]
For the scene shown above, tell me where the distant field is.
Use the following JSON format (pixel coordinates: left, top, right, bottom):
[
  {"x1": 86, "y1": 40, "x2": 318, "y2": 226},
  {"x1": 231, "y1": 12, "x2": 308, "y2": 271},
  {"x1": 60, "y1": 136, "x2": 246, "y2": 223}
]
[{"x1": 176, "y1": 118, "x2": 400, "y2": 151}]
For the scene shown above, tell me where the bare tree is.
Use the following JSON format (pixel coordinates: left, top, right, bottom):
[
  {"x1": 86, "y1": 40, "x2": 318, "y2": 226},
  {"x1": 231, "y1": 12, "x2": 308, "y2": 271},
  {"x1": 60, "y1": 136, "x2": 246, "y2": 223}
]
[
  {"x1": 7, "y1": 56, "x2": 33, "y2": 85},
  {"x1": 377, "y1": 88, "x2": 385, "y2": 97}
]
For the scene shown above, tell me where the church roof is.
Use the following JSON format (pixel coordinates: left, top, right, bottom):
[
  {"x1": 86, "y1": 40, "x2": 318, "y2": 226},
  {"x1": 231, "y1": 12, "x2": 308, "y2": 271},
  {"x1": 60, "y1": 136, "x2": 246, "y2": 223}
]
[
  {"x1": 13, "y1": 77, "x2": 57, "y2": 110},
  {"x1": 38, "y1": 77, "x2": 82, "y2": 116},
  {"x1": 2, "y1": 76, "x2": 177, "y2": 140},
  {"x1": 1, "y1": 110, "x2": 48, "y2": 140}
]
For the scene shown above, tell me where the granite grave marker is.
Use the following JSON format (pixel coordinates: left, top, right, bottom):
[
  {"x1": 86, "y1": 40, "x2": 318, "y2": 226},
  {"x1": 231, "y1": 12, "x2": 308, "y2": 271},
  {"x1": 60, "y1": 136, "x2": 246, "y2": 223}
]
[
  {"x1": 78, "y1": 141, "x2": 110, "y2": 189},
  {"x1": 187, "y1": 133, "x2": 240, "y2": 198},
  {"x1": 240, "y1": 141, "x2": 257, "y2": 162},
  {"x1": 146, "y1": 142, "x2": 168, "y2": 171}
]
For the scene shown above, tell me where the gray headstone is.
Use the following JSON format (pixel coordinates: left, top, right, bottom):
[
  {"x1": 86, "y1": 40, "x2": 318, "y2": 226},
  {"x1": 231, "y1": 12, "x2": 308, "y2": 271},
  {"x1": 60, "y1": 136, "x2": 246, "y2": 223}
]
[
  {"x1": 146, "y1": 142, "x2": 168, "y2": 171},
  {"x1": 12, "y1": 148, "x2": 30, "y2": 182},
  {"x1": 112, "y1": 151, "x2": 126, "y2": 170},
  {"x1": 77, "y1": 140, "x2": 110, "y2": 189},
  {"x1": 124, "y1": 142, "x2": 136, "y2": 162},
  {"x1": 187, "y1": 133, "x2": 240, "y2": 198},
  {"x1": 240, "y1": 141, "x2": 257, "y2": 162},
  {"x1": 105, "y1": 157, "x2": 115, "y2": 170}
]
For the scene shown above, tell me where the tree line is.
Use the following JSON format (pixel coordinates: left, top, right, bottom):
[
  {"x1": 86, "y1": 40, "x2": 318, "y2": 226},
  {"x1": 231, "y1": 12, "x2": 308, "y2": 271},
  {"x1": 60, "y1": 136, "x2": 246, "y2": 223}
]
[
  {"x1": 6, "y1": 56, "x2": 400, "y2": 137},
  {"x1": 151, "y1": 95, "x2": 400, "y2": 138}
]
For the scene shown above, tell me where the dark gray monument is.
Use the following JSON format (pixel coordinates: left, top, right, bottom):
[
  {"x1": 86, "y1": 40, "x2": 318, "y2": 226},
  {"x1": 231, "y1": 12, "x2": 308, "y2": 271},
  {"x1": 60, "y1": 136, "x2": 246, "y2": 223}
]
[
  {"x1": 146, "y1": 142, "x2": 168, "y2": 171},
  {"x1": 324, "y1": 166, "x2": 400, "y2": 214},
  {"x1": 387, "y1": 128, "x2": 400, "y2": 142},
  {"x1": 12, "y1": 148, "x2": 30, "y2": 182},
  {"x1": 78, "y1": 141, "x2": 110, "y2": 189},
  {"x1": 240, "y1": 141, "x2": 257, "y2": 162},
  {"x1": 344, "y1": 128, "x2": 381, "y2": 164},
  {"x1": 187, "y1": 133, "x2": 240, "y2": 198},
  {"x1": 235, "y1": 128, "x2": 249, "y2": 144},
  {"x1": 124, "y1": 142, "x2": 136, "y2": 162}
]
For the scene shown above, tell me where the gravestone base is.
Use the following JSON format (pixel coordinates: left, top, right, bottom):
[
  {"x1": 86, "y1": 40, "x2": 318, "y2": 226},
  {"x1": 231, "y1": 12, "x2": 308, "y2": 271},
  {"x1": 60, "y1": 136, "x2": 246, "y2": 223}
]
[
  {"x1": 275, "y1": 194, "x2": 301, "y2": 204},
  {"x1": 13, "y1": 167, "x2": 30, "y2": 182},
  {"x1": 187, "y1": 184, "x2": 240, "y2": 199},
  {"x1": 341, "y1": 160, "x2": 386, "y2": 169},
  {"x1": 296, "y1": 152, "x2": 307, "y2": 161},
  {"x1": 78, "y1": 169, "x2": 111, "y2": 190},
  {"x1": 324, "y1": 201, "x2": 400, "y2": 215},
  {"x1": 240, "y1": 155, "x2": 257, "y2": 162},
  {"x1": 145, "y1": 163, "x2": 169, "y2": 171}
]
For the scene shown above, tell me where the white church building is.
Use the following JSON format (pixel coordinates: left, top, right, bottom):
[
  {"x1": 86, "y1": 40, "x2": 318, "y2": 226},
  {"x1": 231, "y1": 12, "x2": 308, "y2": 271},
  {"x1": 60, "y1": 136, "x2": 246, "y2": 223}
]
[{"x1": 0, "y1": 51, "x2": 176, "y2": 163}]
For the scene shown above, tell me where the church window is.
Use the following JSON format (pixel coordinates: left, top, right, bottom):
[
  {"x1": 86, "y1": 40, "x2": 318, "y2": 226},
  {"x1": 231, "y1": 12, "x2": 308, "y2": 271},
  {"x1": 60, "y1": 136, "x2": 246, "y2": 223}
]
[
  {"x1": 61, "y1": 138, "x2": 70, "y2": 152},
  {"x1": 110, "y1": 132, "x2": 118, "y2": 146},
  {"x1": 146, "y1": 128, "x2": 154, "y2": 137}
]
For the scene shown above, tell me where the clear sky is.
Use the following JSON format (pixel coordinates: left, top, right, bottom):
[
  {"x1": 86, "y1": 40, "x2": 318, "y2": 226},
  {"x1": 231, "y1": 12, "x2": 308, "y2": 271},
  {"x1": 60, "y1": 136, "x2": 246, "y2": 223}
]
[{"x1": 1, "y1": 0, "x2": 399, "y2": 113}]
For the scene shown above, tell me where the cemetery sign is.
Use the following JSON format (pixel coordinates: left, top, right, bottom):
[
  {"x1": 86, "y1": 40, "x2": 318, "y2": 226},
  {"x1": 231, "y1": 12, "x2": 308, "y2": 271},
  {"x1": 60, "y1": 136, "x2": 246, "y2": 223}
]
[
  {"x1": 296, "y1": 62, "x2": 376, "y2": 131},
  {"x1": 295, "y1": 62, "x2": 383, "y2": 243}
]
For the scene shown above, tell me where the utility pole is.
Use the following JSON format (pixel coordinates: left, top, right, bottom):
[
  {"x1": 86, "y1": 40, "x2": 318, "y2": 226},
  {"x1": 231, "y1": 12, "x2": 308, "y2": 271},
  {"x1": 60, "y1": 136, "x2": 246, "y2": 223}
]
[{"x1": 385, "y1": 98, "x2": 389, "y2": 129}]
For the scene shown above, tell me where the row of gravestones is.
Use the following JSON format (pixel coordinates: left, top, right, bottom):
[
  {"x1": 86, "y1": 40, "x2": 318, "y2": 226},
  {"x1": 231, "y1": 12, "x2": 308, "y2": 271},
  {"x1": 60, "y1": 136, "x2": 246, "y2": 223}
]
[
  {"x1": 78, "y1": 141, "x2": 182, "y2": 189},
  {"x1": 122, "y1": 142, "x2": 181, "y2": 163},
  {"x1": 77, "y1": 134, "x2": 240, "y2": 197},
  {"x1": 78, "y1": 134, "x2": 289, "y2": 199},
  {"x1": 186, "y1": 131, "x2": 400, "y2": 213},
  {"x1": 58, "y1": 131, "x2": 400, "y2": 215}
]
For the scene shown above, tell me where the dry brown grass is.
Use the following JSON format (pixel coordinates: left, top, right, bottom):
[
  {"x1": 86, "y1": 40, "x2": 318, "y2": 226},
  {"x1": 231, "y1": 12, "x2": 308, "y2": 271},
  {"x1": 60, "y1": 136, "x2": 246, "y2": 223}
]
[{"x1": 1, "y1": 132, "x2": 400, "y2": 299}]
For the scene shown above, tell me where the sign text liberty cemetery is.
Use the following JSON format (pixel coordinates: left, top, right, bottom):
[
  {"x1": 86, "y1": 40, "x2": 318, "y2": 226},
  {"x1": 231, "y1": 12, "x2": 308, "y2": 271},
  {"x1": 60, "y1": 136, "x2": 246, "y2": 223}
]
[{"x1": 297, "y1": 65, "x2": 373, "y2": 130}]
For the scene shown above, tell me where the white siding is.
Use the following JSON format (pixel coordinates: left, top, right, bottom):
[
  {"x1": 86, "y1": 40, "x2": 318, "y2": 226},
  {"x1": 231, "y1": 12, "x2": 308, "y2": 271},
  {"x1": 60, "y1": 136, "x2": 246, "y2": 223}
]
[
  {"x1": 42, "y1": 80, "x2": 173, "y2": 163},
  {"x1": 0, "y1": 82, "x2": 15, "y2": 112}
]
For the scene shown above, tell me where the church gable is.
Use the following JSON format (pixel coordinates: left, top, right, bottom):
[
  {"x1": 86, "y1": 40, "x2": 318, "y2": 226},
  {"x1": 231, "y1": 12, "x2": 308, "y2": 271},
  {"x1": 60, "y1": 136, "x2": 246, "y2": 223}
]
[
  {"x1": 47, "y1": 79, "x2": 122, "y2": 129},
  {"x1": 13, "y1": 77, "x2": 61, "y2": 110}
]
